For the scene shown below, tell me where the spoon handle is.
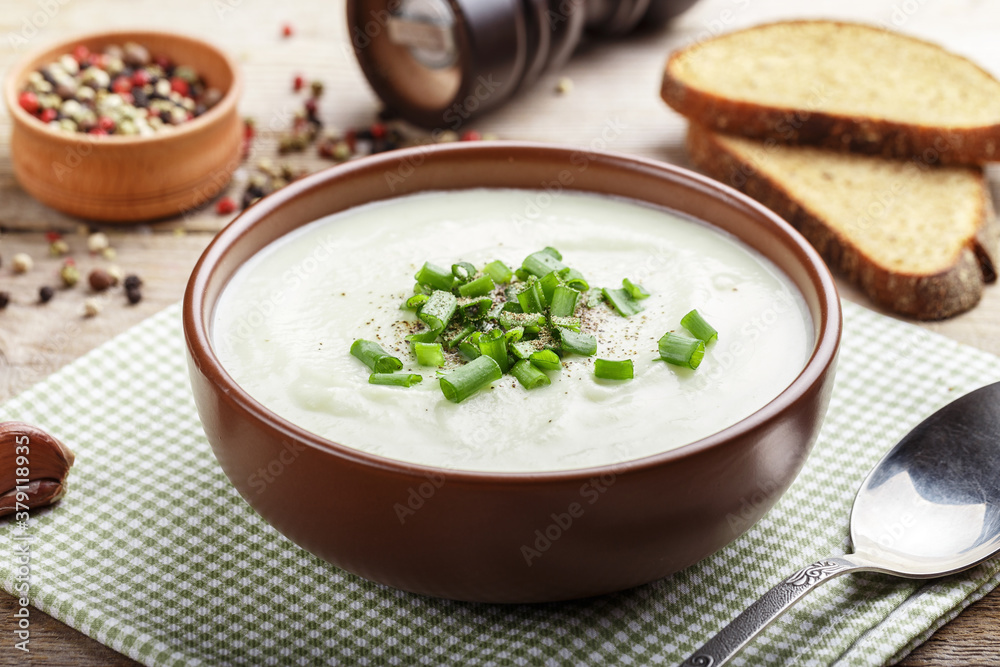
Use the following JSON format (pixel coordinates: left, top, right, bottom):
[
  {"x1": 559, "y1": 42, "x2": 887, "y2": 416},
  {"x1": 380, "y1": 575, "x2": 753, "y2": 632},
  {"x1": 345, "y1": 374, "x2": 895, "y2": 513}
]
[{"x1": 680, "y1": 555, "x2": 868, "y2": 666}]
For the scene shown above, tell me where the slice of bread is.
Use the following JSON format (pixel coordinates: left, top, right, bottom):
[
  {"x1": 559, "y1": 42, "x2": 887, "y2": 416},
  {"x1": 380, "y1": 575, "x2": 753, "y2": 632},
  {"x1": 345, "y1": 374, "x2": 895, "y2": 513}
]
[
  {"x1": 663, "y1": 21, "x2": 1000, "y2": 165},
  {"x1": 687, "y1": 123, "x2": 998, "y2": 320}
]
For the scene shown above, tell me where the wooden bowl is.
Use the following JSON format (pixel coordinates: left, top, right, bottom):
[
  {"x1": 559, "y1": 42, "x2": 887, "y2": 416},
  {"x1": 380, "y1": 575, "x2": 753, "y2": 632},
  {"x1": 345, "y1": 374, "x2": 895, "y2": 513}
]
[
  {"x1": 183, "y1": 142, "x2": 842, "y2": 603},
  {"x1": 3, "y1": 30, "x2": 242, "y2": 222}
]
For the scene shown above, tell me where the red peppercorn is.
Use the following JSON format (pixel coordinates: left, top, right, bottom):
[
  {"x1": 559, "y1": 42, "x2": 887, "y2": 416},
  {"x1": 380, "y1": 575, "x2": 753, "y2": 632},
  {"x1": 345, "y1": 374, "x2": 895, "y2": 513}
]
[
  {"x1": 120, "y1": 92, "x2": 134, "y2": 105},
  {"x1": 170, "y1": 77, "x2": 189, "y2": 96},
  {"x1": 293, "y1": 75, "x2": 304, "y2": 92},
  {"x1": 112, "y1": 76, "x2": 132, "y2": 94},
  {"x1": 281, "y1": 23, "x2": 294, "y2": 37},
  {"x1": 132, "y1": 70, "x2": 151, "y2": 87},
  {"x1": 371, "y1": 123, "x2": 387, "y2": 139},
  {"x1": 154, "y1": 54, "x2": 172, "y2": 70},
  {"x1": 18, "y1": 91, "x2": 39, "y2": 114},
  {"x1": 97, "y1": 116, "x2": 116, "y2": 133},
  {"x1": 89, "y1": 128, "x2": 108, "y2": 136},
  {"x1": 344, "y1": 129, "x2": 357, "y2": 152},
  {"x1": 45, "y1": 231, "x2": 62, "y2": 242},
  {"x1": 461, "y1": 130, "x2": 482, "y2": 142},
  {"x1": 243, "y1": 120, "x2": 256, "y2": 140},
  {"x1": 72, "y1": 44, "x2": 90, "y2": 64},
  {"x1": 216, "y1": 196, "x2": 237, "y2": 215},
  {"x1": 304, "y1": 98, "x2": 318, "y2": 116},
  {"x1": 40, "y1": 108, "x2": 58, "y2": 123}
]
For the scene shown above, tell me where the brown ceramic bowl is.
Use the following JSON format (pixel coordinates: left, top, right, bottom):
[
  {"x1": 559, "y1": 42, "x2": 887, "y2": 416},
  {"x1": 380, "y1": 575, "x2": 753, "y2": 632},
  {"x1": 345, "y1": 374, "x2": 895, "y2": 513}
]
[
  {"x1": 184, "y1": 143, "x2": 841, "y2": 603},
  {"x1": 4, "y1": 30, "x2": 242, "y2": 222}
]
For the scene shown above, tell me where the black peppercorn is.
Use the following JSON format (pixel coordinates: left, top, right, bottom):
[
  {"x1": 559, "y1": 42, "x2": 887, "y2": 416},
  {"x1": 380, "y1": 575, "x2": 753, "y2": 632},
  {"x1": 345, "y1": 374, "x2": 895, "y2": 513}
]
[
  {"x1": 0, "y1": 292, "x2": 9, "y2": 309},
  {"x1": 39, "y1": 286, "x2": 55, "y2": 303},
  {"x1": 123, "y1": 274, "x2": 143, "y2": 291},
  {"x1": 125, "y1": 287, "x2": 142, "y2": 305}
]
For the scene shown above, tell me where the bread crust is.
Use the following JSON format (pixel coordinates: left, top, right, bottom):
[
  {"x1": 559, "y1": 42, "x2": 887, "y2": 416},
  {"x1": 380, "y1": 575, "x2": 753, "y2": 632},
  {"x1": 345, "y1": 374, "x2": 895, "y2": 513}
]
[
  {"x1": 663, "y1": 20, "x2": 1000, "y2": 166},
  {"x1": 686, "y1": 123, "x2": 998, "y2": 320}
]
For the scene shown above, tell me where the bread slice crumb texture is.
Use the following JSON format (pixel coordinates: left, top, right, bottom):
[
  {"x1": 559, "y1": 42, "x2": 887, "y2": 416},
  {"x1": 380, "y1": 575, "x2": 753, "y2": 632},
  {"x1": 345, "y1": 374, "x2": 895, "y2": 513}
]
[
  {"x1": 669, "y1": 21, "x2": 1000, "y2": 129},
  {"x1": 707, "y1": 132, "x2": 984, "y2": 275}
]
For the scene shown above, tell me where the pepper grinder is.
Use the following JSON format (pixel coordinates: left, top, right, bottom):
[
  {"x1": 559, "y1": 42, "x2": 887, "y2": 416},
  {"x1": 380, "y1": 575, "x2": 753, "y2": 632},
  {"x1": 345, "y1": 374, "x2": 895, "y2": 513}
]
[{"x1": 347, "y1": 0, "x2": 698, "y2": 128}]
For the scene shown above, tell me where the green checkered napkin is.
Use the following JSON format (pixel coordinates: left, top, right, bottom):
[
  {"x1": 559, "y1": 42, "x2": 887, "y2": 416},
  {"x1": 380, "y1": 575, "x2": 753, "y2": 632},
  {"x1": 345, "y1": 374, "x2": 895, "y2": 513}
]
[{"x1": 3, "y1": 300, "x2": 1000, "y2": 666}]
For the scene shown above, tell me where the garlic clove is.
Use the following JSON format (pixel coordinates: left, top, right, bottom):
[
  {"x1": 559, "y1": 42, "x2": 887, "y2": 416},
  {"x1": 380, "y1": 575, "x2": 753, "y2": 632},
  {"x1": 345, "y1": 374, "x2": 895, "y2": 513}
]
[{"x1": 0, "y1": 421, "x2": 75, "y2": 517}]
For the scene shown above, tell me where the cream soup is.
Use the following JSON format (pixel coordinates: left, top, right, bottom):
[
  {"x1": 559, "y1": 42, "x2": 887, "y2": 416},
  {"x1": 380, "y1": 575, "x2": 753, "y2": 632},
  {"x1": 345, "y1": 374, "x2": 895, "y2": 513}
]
[{"x1": 213, "y1": 189, "x2": 812, "y2": 472}]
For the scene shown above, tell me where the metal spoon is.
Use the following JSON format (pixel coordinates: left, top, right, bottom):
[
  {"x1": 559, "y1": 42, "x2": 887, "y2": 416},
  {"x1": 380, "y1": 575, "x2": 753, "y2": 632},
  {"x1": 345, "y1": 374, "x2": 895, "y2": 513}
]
[{"x1": 682, "y1": 380, "x2": 1000, "y2": 666}]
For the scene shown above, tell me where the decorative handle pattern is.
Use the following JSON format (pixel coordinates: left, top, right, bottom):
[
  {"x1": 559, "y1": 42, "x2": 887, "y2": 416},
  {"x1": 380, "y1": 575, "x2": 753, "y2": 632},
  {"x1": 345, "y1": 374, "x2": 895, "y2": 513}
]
[{"x1": 680, "y1": 556, "x2": 865, "y2": 667}]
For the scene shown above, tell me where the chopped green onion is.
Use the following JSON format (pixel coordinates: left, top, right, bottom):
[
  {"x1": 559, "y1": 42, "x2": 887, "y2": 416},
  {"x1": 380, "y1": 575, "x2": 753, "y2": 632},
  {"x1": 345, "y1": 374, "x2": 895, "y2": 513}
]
[
  {"x1": 529, "y1": 349, "x2": 562, "y2": 371},
  {"x1": 501, "y1": 300, "x2": 523, "y2": 314},
  {"x1": 658, "y1": 332, "x2": 705, "y2": 369},
  {"x1": 680, "y1": 309, "x2": 718, "y2": 343},
  {"x1": 413, "y1": 282, "x2": 431, "y2": 295},
  {"x1": 511, "y1": 340, "x2": 537, "y2": 360},
  {"x1": 444, "y1": 324, "x2": 475, "y2": 349},
  {"x1": 521, "y1": 249, "x2": 565, "y2": 278},
  {"x1": 351, "y1": 339, "x2": 403, "y2": 373},
  {"x1": 459, "y1": 296, "x2": 493, "y2": 320},
  {"x1": 622, "y1": 278, "x2": 650, "y2": 300},
  {"x1": 499, "y1": 311, "x2": 546, "y2": 333},
  {"x1": 602, "y1": 287, "x2": 644, "y2": 318},
  {"x1": 594, "y1": 358, "x2": 633, "y2": 380},
  {"x1": 413, "y1": 342, "x2": 445, "y2": 367},
  {"x1": 539, "y1": 271, "x2": 562, "y2": 304},
  {"x1": 557, "y1": 328, "x2": 597, "y2": 356},
  {"x1": 516, "y1": 280, "x2": 548, "y2": 313},
  {"x1": 451, "y1": 261, "x2": 477, "y2": 282},
  {"x1": 504, "y1": 326, "x2": 524, "y2": 344},
  {"x1": 541, "y1": 247, "x2": 562, "y2": 260},
  {"x1": 439, "y1": 355, "x2": 502, "y2": 403},
  {"x1": 549, "y1": 285, "x2": 580, "y2": 317},
  {"x1": 458, "y1": 274, "x2": 495, "y2": 298},
  {"x1": 477, "y1": 328, "x2": 510, "y2": 373},
  {"x1": 514, "y1": 268, "x2": 531, "y2": 281},
  {"x1": 418, "y1": 290, "x2": 457, "y2": 331},
  {"x1": 406, "y1": 328, "x2": 442, "y2": 344},
  {"x1": 458, "y1": 341, "x2": 481, "y2": 360},
  {"x1": 511, "y1": 359, "x2": 551, "y2": 390},
  {"x1": 483, "y1": 260, "x2": 513, "y2": 284},
  {"x1": 558, "y1": 267, "x2": 589, "y2": 292},
  {"x1": 403, "y1": 293, "x2": 429, "y2": 310},
  {"x1": 414, "y1": 262, "x2": 455, "y2": 291},
  {"x1": 584, "y1": 289, "x2": 604, "y2": 309},
  {"x1": 369, "y1": 373, "x2": 422, "y2": 387},
  {"x1": 549, "y1": 315, "x2": 580, "y2": 332},
  {"x1": 487, "y1": 300, "x2": 505, "y2": 319}
]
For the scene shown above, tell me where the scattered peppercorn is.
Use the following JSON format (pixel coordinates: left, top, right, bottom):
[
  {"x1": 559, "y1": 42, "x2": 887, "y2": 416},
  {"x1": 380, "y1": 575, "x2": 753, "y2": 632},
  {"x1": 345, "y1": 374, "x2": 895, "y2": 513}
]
[
  {"x1": 12, "y1": 253, "x2": 33, "y2": 274},
  {"x1": 556, "y1": 76, "x2": 574, "y2": 94},
  {"x1": 83, "y1": 298, "x2": 101, "y2": 317},
  {"x1": 0, "y1": 292, "x2": 9, "y2": 309},
  {"x1": 216, "y1": 196, "x2": 237, "y2": 215},
  {"x1": 107, "y1": 265, "x2": 124, "y2": 285},
  {"x1": 125, "y1": 286, "x2": 142, "y2": 305},
  {"x1": 60, "y1": 260, "x2": 80, "y2": 287},
  {"x1": 87, "y1": 232, "x2": 110, "y2": 253},
  {"x1": 49, "y1": 239, "x2": 70, "y2": 256},
  {"x1": 88, "y1": 268, "x2": 114, "y2": 292},
  {"x1": 39, "y1": 286, "x2": 55, "y2": 303},
  {"x1": 293, "y1": 74, "x2": 304, "y2": 92},
  {"x1": 123, "y1": 274, "x2": 142, "y2": 291},
  {"x1": 281, "y1": 23, "x2": 294, "y2": 38}
]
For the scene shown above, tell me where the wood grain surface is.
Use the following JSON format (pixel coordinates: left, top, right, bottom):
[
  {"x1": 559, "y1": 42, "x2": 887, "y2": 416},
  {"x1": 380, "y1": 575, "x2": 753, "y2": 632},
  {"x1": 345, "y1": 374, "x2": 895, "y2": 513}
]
[{"x1": 1, "y1": 0, "x2": 1000, "y2": 665}]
